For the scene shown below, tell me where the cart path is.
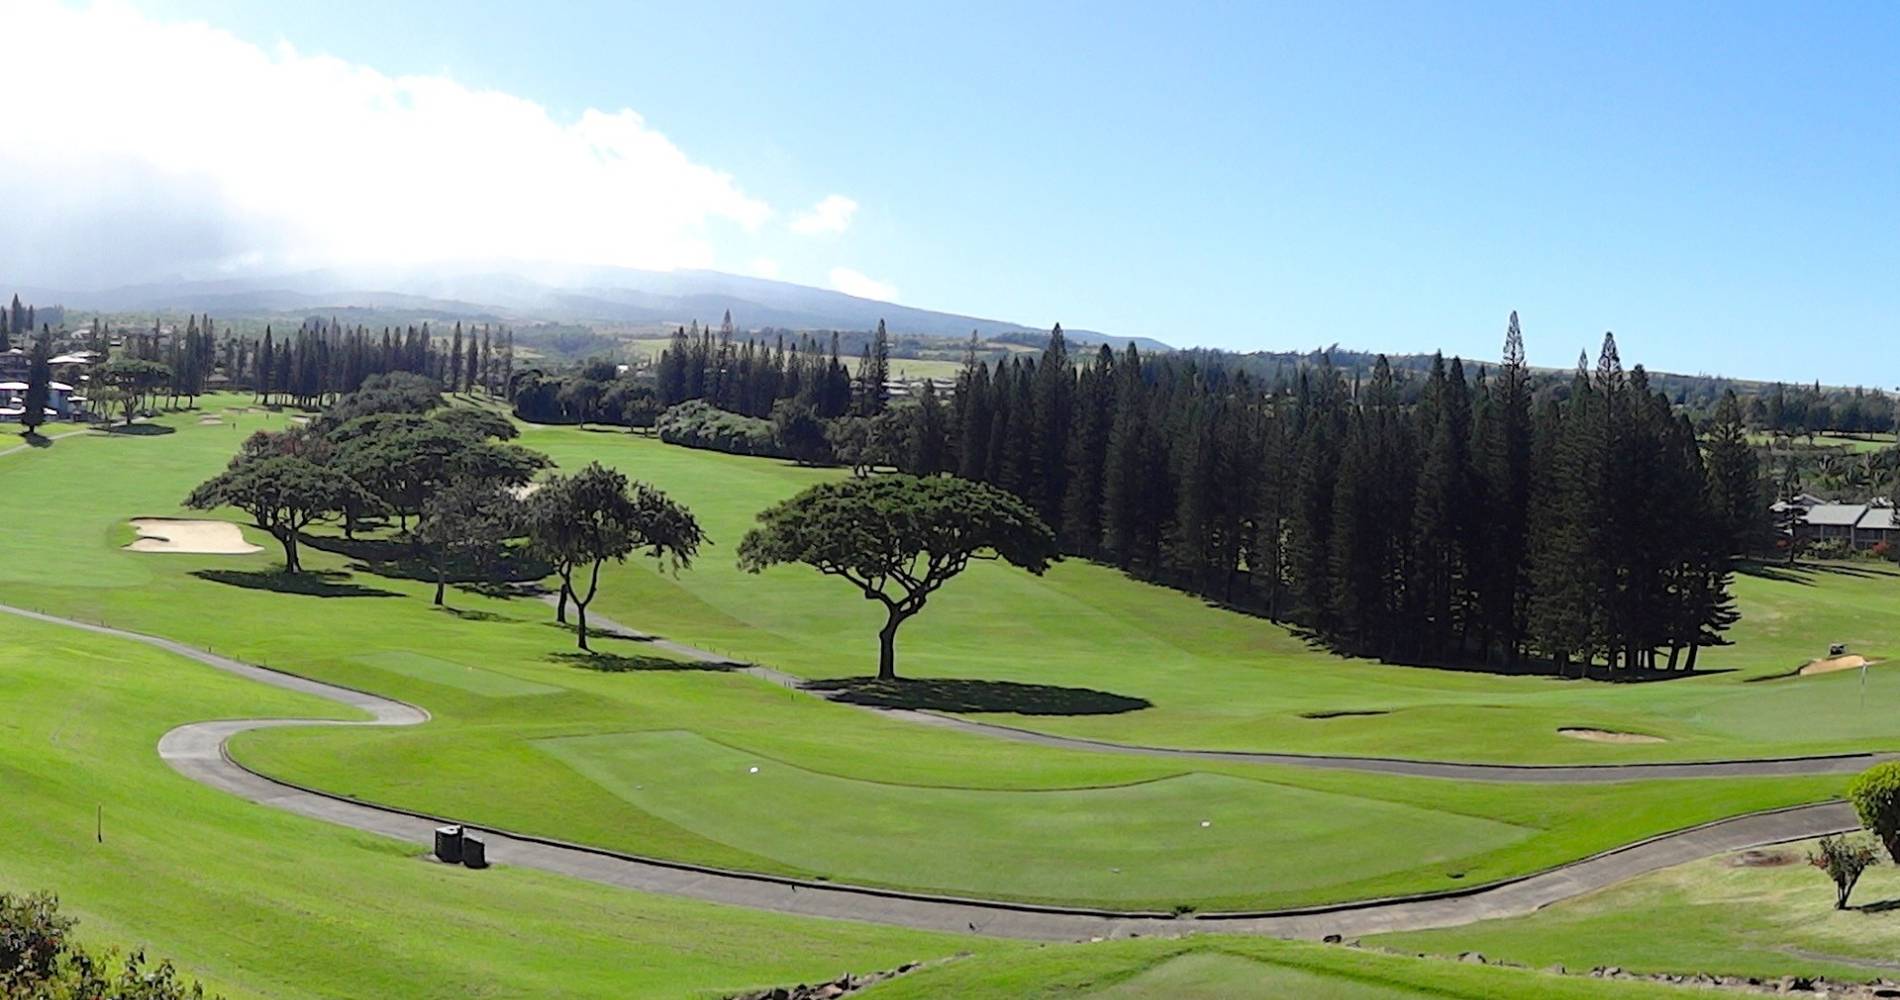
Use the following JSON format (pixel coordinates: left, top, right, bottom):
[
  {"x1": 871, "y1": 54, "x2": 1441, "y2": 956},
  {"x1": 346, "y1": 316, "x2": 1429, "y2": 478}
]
[
  {"x1": 557, "y1": 596, "x2": 1898, "y2": 784},
  {"x1": 2, "y1": 600, "x2": 1867, "y2": 941}
]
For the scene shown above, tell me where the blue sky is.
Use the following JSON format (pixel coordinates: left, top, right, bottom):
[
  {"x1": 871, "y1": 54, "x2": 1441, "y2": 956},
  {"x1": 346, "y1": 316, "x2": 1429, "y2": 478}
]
[{"x1": 29, "y1": 2, "x2": 1900, "y2": 383}]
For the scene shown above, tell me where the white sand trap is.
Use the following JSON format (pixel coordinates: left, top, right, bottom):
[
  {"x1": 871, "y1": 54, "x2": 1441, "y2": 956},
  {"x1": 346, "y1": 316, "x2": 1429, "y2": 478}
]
[
  {"x1": 1801, "y1": 654, "x2": 1875, "y2": 676},
  {"x1": 125, "y1": 518, "x2": 263, "y2": 555},
  {"x1": 197, "y1": 416, "x2": 222, "y2": 425},
  {"x1": 1559, "y1": 727, "x2": 1667, "y2": 744},
  {"x1": 508, "y1": 482, "x2": 543, "y2": 500}
]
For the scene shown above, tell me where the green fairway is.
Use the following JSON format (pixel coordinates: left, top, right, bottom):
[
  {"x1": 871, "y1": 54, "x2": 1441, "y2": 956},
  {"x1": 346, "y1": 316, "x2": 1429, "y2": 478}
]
[
  {"x1": 518, "y1": 421, "x2": 1900, "y2": 764},
  {"x1": 1374, "y1": 837, "x2": 1900, "y2": 984},
  {"x1": 0, "y1": 399, "x2": 1866, "y2": 913},
  {"x1": 0, "y1": 606, "x2": 998, "y2": 1000},
  {"x1": 537, "y1": 730, "x2": 1531, "y2": 903},
  {"x1": 856, "y1": 937, "x2": 1695, "y2": 999}
]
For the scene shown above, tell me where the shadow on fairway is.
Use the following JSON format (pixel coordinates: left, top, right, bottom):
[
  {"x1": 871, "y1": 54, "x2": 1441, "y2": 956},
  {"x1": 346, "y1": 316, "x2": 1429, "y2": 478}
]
[
  {"x1": 191, "y1": 568, "x2": 401, "y2": 598},
  {"x1": 16, "y1": 432, "x2": 53, "y2": 448},
  {"x1": 107, "y1": 423, "x2": 176, "y2": 436},
  {"x1": 1738, "y1": 560, "x2": 1895, "y2": 585},
  {"x1": 298, "y1": 533, "x2": 551, "y2": 587},
  {"x1": 433, "y1": 605, "x2": 506, "y2": 622},
  {"x1": 548, "y1": 651, "x2": 738, "y2": 673},
  {"x1": 804, "y1": 676, "x2": 1152, "y2": 716}
]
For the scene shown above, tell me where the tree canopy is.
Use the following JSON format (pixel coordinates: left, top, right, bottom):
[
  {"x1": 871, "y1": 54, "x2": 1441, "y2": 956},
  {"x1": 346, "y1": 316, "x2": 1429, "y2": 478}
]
[
  {"x1": 526, "y1": 463, "x2": 705, "y2": 650},
  {"x1": 738, "y1": 474, "x2": 1057, "y2": 679},
  {"x1": 184, "y1": 455, "x2": 372, "y2": 573}
]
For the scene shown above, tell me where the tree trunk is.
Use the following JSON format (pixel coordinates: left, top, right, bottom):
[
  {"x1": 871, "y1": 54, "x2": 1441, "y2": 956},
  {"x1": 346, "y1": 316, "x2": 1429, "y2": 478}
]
[
  {"x1": 1685, "y1": 643, "x2": 1701, "y2": 671},
  {"x1": 877, "y1": 612, "x2": 902, "y2": 680},
  {"x1": 556, "y1": 579, "x2": 570, "y2": 623},
  {"x1": 277, "y1": 531, "x2": 300, "y2": 574},
  {"x1": 576, "y1": 601, "x2": 590, "y2": 651},
  {"x1": 434, "y1": 566, "x2": 446, "y2": 606}
]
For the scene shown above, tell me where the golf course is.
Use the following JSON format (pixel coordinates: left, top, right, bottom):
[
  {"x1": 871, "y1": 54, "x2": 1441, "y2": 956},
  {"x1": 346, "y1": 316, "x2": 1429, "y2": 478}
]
[{"x1": 4, "y1": 395, "x2": 1898, "y2": 996}]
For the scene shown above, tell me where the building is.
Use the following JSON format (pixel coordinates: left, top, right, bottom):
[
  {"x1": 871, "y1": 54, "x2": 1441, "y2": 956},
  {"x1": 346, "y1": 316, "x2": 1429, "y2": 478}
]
[{"x1": 1779, "y1": 499, "x2": 1900, "y2": 550}]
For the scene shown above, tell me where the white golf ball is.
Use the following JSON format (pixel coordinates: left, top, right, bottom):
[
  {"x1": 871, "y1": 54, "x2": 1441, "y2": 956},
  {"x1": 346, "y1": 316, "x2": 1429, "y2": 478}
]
[{"x1": 748, "y1": 766, "x2": 759, "y2": 774}]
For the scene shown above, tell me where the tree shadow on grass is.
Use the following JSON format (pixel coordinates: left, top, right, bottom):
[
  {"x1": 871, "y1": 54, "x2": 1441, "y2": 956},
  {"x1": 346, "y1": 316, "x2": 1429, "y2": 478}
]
[
  {"x1": 803, "y1": 677, "x2": 1152, "y2": 716},
  {"x1": 191, "y1": 568, "x2": 401, "y2": 598},
  {"x1": 17, "y1": 431, "x2": 53, "y2": 448},
  {"x1": 1738, "y1": 560, "x2": 1894, "y2": 585},
  {"x1": 548, "y1": 651, "x2": 736, "y2": 673},
  {"x1": 107, "y1": 423, "x2": 175, "y2": 436},
  {"x1": 1856, "y1": 898, "x2": 1900, "y2": 914},
  {"x1": 433, "y1": 606, "x2": 505, "y2": 622},
  {"x1": 299, "y1": 532, "x2": 551, "y2": 587}
]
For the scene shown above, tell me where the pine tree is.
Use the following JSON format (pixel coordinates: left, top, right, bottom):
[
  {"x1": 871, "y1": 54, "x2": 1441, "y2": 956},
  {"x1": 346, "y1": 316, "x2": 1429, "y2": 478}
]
[{"x1": 21, "y1": 330, "x2": 51, "y2": 434}]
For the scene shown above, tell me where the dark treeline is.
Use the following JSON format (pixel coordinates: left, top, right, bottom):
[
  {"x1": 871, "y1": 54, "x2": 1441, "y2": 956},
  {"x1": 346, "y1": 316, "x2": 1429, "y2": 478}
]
[
  {"x1": 512, "y1": 312, "x2": 889, "y2": 428},
  {"x1": 930, "y1": 317, "x2": 1744, "y2": 677},
  {"x1": 112, "y1": 315, "x2": 515, "y2": 408}
]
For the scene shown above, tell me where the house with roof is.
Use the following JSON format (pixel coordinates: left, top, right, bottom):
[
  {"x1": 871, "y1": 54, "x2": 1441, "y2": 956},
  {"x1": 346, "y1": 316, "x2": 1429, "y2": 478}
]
[{"x1": 1778, "y1": 499, "x2": 1900, "y2": 550}]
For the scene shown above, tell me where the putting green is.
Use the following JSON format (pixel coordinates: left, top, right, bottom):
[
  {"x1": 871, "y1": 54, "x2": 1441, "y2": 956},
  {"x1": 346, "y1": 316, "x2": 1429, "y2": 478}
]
[
  {"x1": 537, "y1": 730, "x2": 1532, "y2": 903},
  {"x1": 353, "y1": 650, "x2": 560, "y2": 697}
]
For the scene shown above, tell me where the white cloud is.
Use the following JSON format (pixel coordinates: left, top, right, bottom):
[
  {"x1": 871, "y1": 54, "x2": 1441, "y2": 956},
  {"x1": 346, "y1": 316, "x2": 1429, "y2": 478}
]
[
  {"x1": 829, "y1": 267, "x2": 899, "y2": 302},
  {"x1": 790, "y1": 194, "x2": 859, "y2": 236},
  {"x1": 0, "y1": 0, "x2": 778, "y2": 284},
  {"x1": 749, "y1": 258, "x2": 782, "y2": 279}
]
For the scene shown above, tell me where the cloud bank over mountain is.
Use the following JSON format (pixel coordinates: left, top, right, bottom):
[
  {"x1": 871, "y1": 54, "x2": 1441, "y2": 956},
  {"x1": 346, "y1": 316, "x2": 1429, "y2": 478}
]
[{"x1": 0, "y1": 1, "x2": 800, "y2": 288}]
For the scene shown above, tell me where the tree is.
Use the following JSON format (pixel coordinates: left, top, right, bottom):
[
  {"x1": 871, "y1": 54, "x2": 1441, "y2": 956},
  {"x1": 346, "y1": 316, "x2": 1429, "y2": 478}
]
[
  {"x1": 1809, "y1": 835, "x2": 1880, "y2": 910},
  {"x1": 184, "y1": 456, "x2": 371, "y2": 573},
  {"x1": 415, "y1": 478, "x2": 520, "y2": 605},
  {"x1": 1705, "y1": 390, "x2": 1763, "y2": 557},
  {"x1": 1849, "y1": 762, "x2": 1900, "y2": 862},
  {"x1": 737, "y1": 475, "x2": 1057, "y2": 680},
  {"x1": 95, "y1": 357, "x2": 172, "y2": 427},
  {"x1": 0, "y1": 891, "x2": 215, "y2": 999},
  {"x1": 526, "y1": 463, "x2": 703, "y2": 650},
  {"x1": 20, "y1": 330, "x2": 51, "y2": 435},
  {"x1": 771, "y1": 400, "x2": 831, "y2": 465}
]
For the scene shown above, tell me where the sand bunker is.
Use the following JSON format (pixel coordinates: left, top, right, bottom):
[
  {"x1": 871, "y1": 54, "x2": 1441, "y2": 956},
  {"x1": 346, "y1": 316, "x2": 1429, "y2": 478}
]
[
  {"x1": 1558, "y1": 727, "x2": 1667, "y2": 744},
  {"x1": 197, "y1": 416, "x2": 222, "y2": 425},
  {"x1": 1800, "y1": 654, "x2": 1874, "y2": 676},
  {"x1": 125, "y1": 518, "x2": 263, "y2": 555}
]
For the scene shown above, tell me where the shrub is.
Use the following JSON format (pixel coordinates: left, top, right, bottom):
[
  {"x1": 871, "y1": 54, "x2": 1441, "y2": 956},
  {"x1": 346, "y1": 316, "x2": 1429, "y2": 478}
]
[
  {"x1": 656, "y1": 400, "x2": 784, "y2": 458},
  {"x1": 1809, "y1": 835, "x2": 1880, "y2": 909},
  {"x1": 1848, "y1": 761, "x2": 1900, "y2": 861},
  {"x1": 0, "y1": 891, "x2": 214, "y2": 998}
]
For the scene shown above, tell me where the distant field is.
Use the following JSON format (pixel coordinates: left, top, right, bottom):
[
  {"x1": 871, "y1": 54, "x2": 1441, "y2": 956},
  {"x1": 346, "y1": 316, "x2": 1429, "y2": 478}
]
[{"x1": 1746, "y1": 430, "x2": 1896, "y2": 453}]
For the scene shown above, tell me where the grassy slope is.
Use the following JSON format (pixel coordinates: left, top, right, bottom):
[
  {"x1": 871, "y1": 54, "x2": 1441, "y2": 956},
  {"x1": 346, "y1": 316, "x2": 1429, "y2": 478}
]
[
  {"x1": 0, "y1": 402, "x2": 1848, "y2": 911},
  {"x1": 1374, "y1": 838, "x2": 1900, "y2": 984},
  {"x1": 0, "y1": 608, "x2": 998, "y2": 1000},
  {"x1": 523, "y1": 422, "x2": 1900, "y2": 764},
  {"x1": 858, "y1": 937, "x2": 1695, "y2": 999}
]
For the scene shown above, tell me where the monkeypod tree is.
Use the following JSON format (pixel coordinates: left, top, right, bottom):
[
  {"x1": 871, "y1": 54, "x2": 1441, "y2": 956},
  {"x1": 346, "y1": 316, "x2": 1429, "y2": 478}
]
[
  {"x1": 738, "y1": 474, "x2": 1057, "y2": 680},
  {"x1": 415, "y1": 477, "x2": 522, "y2": 605},
  {"x1": 185, "y1": 455, "x2": 374, "y2": 573},
  {"x1": 526, "y1": 462, "x2": 704, "y2": 650}
]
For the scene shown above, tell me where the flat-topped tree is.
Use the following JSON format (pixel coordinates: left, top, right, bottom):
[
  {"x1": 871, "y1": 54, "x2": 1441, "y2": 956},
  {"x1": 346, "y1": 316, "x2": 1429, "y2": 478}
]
[
  {"x1": 185, "y1": 455, "x2": 373, "y2": 573},
  {"x1": 526, "y1": 463, "x2": 704, "y2": 650},
  {"x1": 738, "y1": 474, "x2": 1058, "y2": 680}
]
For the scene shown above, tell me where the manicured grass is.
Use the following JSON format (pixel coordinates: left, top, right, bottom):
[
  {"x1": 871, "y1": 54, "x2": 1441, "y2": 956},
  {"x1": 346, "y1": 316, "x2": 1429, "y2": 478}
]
[
  {"x1": 0, "y1": 608, "x2": 999, "y2": 1000},
  {"x1": 520, "y1": 422, "x2": 1900, "y2": 764},
  {"x1": 536, "y1": 730, "x2": 1532, "y2": 904},
  {"x1": 0, "y1": 397, "x2": 1855, "y2": 913},
  {"x1": 857, "y1": 937, "x2": 1697, "y2": 999},
  {"x1": 1374, "y1": 837, "x2": 1900, "y2": 984}
]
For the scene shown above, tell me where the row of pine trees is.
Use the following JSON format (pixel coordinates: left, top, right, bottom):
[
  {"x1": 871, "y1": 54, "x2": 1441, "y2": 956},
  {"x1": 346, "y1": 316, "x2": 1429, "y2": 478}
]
[
  {"x1": 654, "y1": 313, "x2": 893, "y2": 420},
  {"x1": 932, "y1": 318, "x2": 1744, "y2": 674}
]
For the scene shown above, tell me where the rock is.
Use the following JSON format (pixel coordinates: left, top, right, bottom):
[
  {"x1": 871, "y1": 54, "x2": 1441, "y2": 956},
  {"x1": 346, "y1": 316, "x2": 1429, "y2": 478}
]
[
  {"x1": 1322, "y1": 934, "x2": 1342, "y2": 944},
  {"x1": 1544, "y1": 964, "x2": 1566, "y2": 975},
  {"x1": 1458, "y1": 952, "x2": 1486, "y2": 965}
]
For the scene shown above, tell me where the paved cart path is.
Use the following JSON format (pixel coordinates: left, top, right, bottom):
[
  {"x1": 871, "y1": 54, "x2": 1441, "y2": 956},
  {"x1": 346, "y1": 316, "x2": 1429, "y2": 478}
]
[{"x1": 0, "y1": 601, "x2": 1865, "y2": 941}]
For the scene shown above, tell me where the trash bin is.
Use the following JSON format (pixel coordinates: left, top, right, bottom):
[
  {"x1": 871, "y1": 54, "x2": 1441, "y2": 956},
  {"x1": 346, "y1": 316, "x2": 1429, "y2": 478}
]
[
  {"x1": 434, "y1": 825, "x2": 463, "y2": 864},
  {"x1": 461, "y1": 835, "x2": 487, "y2": 870}
]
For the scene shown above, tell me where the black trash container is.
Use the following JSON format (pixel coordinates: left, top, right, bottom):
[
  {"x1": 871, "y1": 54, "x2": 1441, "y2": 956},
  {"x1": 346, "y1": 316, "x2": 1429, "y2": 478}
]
[
  {"x1": 461, "y1": 834, "x2": 487, "y2": 869},
  {"x1": 434, "y1": 824, "x2": 464, "y2": 864}
]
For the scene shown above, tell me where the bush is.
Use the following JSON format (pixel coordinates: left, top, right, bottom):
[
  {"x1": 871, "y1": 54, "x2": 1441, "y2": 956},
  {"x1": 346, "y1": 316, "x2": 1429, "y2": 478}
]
[
  {"x1": 1848, "y1": 761, "x2": 1900, "y2": 861},
  {"x1": 656, "y1": 400, "x2": 784, "y2": 458},
  {"x1": 1809, "y1": 835, "x2": 1880, "y2": 909},
  {"x1": 0, "y1": 891, "x2": 214, "y2": 998}
]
